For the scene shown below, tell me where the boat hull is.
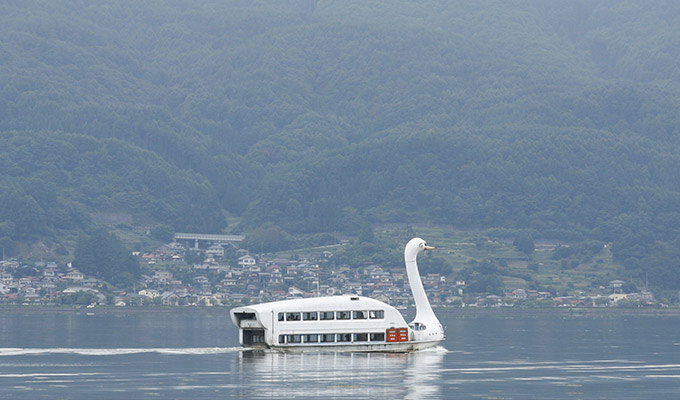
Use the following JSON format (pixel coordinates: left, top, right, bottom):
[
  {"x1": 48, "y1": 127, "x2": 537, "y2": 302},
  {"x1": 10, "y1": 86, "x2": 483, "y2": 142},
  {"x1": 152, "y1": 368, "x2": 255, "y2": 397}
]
[{"x1": 250, "y1": 339, "x2": 443, "y2": 353}]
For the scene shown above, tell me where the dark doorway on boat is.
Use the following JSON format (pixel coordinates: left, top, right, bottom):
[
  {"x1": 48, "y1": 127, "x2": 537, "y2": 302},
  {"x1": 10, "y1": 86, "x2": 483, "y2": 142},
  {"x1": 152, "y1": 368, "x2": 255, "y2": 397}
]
[{"x1": 243, "y1": 329, "x2": 265, "y2": 346}]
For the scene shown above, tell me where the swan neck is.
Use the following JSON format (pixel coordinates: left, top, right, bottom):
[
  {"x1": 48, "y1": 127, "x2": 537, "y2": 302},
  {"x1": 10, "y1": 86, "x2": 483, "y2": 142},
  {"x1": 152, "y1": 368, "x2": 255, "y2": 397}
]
[{"x1": 405, "y1": 244, "x2": 436, "y2": 324}]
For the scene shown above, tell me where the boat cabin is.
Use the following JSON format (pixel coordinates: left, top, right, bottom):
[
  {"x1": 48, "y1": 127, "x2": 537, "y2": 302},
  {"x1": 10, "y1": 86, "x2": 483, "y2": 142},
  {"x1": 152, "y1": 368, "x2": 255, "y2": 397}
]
[{"x1": 230, "y1": 295, "x2": 410, "y2": 350}]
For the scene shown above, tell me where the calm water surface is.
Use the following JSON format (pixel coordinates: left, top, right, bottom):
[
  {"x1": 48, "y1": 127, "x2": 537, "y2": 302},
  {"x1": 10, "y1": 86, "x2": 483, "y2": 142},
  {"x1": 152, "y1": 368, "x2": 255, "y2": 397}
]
[{"x1": 1, "y1": 308, "x2": 679, "y2": 399}]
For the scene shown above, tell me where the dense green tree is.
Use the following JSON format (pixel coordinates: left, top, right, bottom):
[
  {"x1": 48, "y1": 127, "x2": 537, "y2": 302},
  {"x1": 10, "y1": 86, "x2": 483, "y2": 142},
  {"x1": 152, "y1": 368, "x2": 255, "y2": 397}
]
[
  {"x1": 513, "y1": 233, "x2": 535, "y2": 255},
  {"x1": 455, "y1": 260, "x2": 505, "y2": 295},
  {"x1": 418, "y1": 254, "x2": 453, "y2": 276},
  {"x1": 59, "y1": 291, "x2": 97, "y2": 306},
  {"x1": 241, "y1": 226, "x2": 296, "y2": 253},
  {"x1": 358, "y1": 224, "x2": 376, "y2": 244},
  {"x1": 72, "y1": 227, "x2": 140, "y2": 285},
  {"x1": 151, "y1": 224, "x2": 175, "y2": 243}
]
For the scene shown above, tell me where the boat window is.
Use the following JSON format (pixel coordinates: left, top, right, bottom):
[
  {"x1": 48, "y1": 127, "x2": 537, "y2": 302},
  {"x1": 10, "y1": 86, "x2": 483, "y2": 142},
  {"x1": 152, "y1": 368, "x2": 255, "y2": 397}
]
[
  {"x1": 278, "y1": 313, "x2": 284, "y2": 321},
  {"x1": 287, "y1": 334, "x2": 302, "y2": 343},
  {"x1": 353, "y1": 311, "x2": 367, "y2": 320},
  {"x1": 369, "y1": 310, "x2": 384, "y2": 319},
  {"x1": 279, "y1": 335, "x2": 286, "y2": 344},
  {"x1": 319, "y1": 311, "x2": 335, "y2": 320},
  {"x1": 370, "y1": 332, "x2": 385, "y2": 342},
  {"x1": 303, "y1": 312, "x2": 318, "y2": 321},
  {"x1": 337, "y1": 333, "x2": 352, "y2": 342},
  {"x1": 336, "y1": 311, "x2": 351, "y2": 320},
  {"x1": 286, "y1": 312, "x2": 301, "y2": 321},
  {"x1": 320, "y1": 334, "x2": 335, "y2": 343},
  {"x1": 411, "y1": 322, "x2": 427, "y2": 331},
  {"x1": 354, "y1": 333, "x2": 368, "y2": 342},
  {"x1": 304, "y1": 334, "x2": 318, "y2": 343}
]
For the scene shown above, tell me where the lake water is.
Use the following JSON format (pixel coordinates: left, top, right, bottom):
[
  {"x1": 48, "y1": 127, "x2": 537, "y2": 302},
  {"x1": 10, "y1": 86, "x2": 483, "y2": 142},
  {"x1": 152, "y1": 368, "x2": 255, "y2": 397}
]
[{"x1": 1, "y1": 308, "x2": 679, "y2": 399}]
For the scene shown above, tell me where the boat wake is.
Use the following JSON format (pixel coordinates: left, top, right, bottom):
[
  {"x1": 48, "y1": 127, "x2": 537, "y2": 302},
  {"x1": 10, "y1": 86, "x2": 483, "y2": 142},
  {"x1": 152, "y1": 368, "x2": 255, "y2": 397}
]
[
  {"x1": 0, "y1": 347, "x2": 243, "y2": 356},
  {"x1": 420, "y1": 345, "x2": 448, "y2": 353}
]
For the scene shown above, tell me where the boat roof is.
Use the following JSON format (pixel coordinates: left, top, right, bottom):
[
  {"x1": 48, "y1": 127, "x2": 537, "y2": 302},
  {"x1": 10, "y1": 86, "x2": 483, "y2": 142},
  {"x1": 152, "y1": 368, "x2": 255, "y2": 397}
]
[{"x1": 231, "y1": 295, "x2": 393, "y2": 314}]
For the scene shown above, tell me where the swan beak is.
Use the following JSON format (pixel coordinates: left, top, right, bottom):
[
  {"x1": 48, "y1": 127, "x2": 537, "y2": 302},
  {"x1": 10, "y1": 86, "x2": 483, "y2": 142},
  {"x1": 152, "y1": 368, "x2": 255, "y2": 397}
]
[{"x1": 424, "y1": 245, "x2": 435, "y2": 251}]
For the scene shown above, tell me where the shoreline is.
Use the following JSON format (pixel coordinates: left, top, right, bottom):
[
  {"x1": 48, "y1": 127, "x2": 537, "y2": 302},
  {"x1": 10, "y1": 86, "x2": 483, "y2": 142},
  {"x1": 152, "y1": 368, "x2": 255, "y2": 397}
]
[{"x1": 2, "y1": 305, "x2": 680, "y2": 316}]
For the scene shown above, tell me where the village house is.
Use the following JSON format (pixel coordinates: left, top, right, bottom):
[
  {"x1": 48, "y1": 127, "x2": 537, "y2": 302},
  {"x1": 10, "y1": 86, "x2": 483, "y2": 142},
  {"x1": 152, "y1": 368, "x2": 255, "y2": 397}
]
[
  {"x1": 346, "y1": 281, "x2": 362, "y2": 295},
  {"x1": 365, "y1": 265, "x2": 384, "y2": 277},
  {"x1": 206, "y1": 244, "x2": 225, "y2": 258},
  {"x1": 138, "y1": 289, "x2": 160, "y2": 299},
  {"x1": 608, "y1": 293, "x2": 627, "y2": 303},
  {"x1": 63, "y1": 286, "x2": 97, "y2": 295},
  {"x1": 193, "y1": 276, "x2": 211, "y2": 291},
  {"x1": 43, "y1": 265, "x2": 57, "y2": 278},
  {"x1": 287, "y1": 286, "x2": 305, "y2": 298},
  {"x1": 63, "y1": 269, "x2": 84, "y2": 282},
  {"x1": 245, "y1": 263, "x2": 261, "y2": 273},
  {"x1": 41, "y1": 281, "x2": 56, "y2": 292},
  {"x1": 371, "y1": 293, "x2": 391, "y2": 304},
  {"x1": 609, "y1": 280, "x2": 625, "y2": 293},
  {"x1": 266, "y1": 265, "x2": 283, "y2": 284},
  {"x1": 639, "y1": 290, "x2": 655, "y2": 302},
  {"x1": 361, "y1": 282, "x2": 375, "y2": 296},
  {"x1": 23, "y1": 286, "x2": 39, "y2": 300},
  {"x1": 141, "y1": 253, "x2": 157, "y2": 264},
  {"x1": 423, "y1": 274, "x2": 444, "y2": 289},
  {"x1": 155, "y1": 242, "x2": 185, "y2": 258},
  {"x1": 81, "y1": 277, "x2": 99, "y2": 287},
  {"x1": 161, "y1": 291, "x2": 179, "y2": 305},
  {"x1": 1, "y1": 273, "x2": 14, "y2": 286},
  {"x1": 140, "y1": 275, "x2": 154, "y2": 285},
  {"x1": 508, "y1": 288, "x2": 527, "y2": 300},
  {"x1": 220, "y1": 278, "x2": 237, "y2": 287},
  {"x1": 238, "y1": 254, "x2": 256, "y2": 268},
  {"x1": 207, "y1": 264, "x2": 231, "y2": 273},
  {"x1": 154, "y1": 271, "x2": 173, "y2": 283},
  {"x1": 198, "y1": 294, "x2": 221, "y2": 306},
  {"x1": 258, "y1": 272, "x2": 272, "y2": 286}
]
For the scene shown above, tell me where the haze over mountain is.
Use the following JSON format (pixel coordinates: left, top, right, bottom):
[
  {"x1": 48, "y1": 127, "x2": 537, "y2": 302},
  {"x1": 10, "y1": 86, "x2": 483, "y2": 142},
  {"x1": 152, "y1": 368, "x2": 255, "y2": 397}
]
[{"x1": 2, "y1": 1, "x2": 680, "y2": 288}]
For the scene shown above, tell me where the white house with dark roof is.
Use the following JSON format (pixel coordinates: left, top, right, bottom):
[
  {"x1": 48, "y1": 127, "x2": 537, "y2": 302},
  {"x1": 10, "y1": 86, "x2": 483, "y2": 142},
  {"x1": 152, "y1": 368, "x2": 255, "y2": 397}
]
[
  {"x1": 64, "y1": 269, "x2": 84, "y2": 281},
  {"x1": 206, "y1": 244, "x2": 225, "y2": 258},
  {"x1": 138, "y1": 289, "x2": 160, "y2": 299},
  {"x1": 238, "y1": 255, "x2": 256, "y2": 268}
]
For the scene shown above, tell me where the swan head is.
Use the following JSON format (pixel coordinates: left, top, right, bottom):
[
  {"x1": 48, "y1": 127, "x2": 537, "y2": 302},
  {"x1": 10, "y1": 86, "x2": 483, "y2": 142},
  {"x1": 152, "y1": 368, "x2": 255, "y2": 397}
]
[{"x1": 406, "y1": 237, "x2": 435, "y2": 255}]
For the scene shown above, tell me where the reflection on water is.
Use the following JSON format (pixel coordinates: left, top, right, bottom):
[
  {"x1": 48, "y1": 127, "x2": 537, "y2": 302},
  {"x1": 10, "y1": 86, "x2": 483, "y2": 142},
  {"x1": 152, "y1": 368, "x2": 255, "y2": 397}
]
[
  {"x1": 2, "y1": 311, "x2": 680, "y2": 398},
  {"x1": 237, "y1": 348, "x2": 446, "y2": 399}
]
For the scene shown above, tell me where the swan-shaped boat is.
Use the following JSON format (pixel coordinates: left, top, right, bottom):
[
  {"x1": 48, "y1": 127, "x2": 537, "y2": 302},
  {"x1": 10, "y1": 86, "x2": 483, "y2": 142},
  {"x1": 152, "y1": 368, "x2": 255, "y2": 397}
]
[{"x1": 230, "y1": 238, "x2": 445, "y2": 352}]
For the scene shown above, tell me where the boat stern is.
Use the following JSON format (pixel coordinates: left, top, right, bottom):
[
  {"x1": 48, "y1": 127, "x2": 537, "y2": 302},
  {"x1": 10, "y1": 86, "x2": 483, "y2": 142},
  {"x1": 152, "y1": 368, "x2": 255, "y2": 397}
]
[{"x1": 230, "y1": 306, "x2": 269, "y2": 348}]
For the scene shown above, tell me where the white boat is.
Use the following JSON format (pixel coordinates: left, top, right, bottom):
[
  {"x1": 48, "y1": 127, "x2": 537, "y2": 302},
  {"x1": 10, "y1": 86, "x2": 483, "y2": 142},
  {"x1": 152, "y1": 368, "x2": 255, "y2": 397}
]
[{"x1": 230, "y1": 238, "x2": 445, "y2": 352}]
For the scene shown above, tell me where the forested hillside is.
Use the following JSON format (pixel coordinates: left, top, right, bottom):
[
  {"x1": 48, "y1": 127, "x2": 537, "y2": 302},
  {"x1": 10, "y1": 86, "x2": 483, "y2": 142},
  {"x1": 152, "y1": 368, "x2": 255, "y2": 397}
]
[{"x1": 2, "y1": 1, "x2": 680, "y2": 288}]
